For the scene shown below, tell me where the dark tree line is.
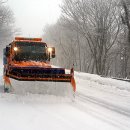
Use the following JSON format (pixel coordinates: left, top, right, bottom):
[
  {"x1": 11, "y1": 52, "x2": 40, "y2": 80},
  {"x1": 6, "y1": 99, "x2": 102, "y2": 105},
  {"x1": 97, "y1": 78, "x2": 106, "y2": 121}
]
[{"x1": 119, "y1": 0, "x2": 130, "y2": 78}]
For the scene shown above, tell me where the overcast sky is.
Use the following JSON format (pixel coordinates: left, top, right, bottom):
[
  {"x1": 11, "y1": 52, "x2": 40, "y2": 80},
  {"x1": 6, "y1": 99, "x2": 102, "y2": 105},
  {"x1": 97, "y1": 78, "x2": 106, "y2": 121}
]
[{"x1": 7, "y1": 0, "x2": 62, "y2": 37}]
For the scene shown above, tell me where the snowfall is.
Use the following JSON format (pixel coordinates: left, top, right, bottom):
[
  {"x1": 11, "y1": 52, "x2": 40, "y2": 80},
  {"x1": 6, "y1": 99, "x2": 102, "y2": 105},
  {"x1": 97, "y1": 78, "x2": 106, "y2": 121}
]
[{"x1": 0, "y1": 59, "x2": 130, "y2": 130}]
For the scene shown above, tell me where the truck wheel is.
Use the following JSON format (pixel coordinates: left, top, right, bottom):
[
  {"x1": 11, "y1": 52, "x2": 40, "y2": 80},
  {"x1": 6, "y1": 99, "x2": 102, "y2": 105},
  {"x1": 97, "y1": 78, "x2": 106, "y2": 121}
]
[
  {"x1": 4, "y1": 82, "x2": 10, "y2": 93},
  {"x1": 4, "y1": 87, "x2": 9, "y2": 93}
]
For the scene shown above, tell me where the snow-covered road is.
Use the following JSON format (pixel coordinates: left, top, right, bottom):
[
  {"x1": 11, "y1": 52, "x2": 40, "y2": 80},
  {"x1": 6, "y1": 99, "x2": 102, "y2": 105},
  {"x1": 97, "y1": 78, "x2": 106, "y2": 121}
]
[{"x1": 0, "y1": 61, "x2": 130, "y2": 130}]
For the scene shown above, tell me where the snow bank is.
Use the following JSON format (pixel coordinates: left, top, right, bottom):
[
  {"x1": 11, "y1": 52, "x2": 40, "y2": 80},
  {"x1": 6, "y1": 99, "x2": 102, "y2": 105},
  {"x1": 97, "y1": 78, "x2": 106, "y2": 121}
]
[{"x1": 75, "y1": 71, "x2": 130, "y2": 92}]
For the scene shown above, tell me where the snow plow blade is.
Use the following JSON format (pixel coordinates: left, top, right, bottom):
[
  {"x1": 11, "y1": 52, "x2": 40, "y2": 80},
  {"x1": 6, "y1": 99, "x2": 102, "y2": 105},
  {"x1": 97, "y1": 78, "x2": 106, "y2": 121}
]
[{"x1": 4, "y1": 67, "x2": 76, "y2": 96}]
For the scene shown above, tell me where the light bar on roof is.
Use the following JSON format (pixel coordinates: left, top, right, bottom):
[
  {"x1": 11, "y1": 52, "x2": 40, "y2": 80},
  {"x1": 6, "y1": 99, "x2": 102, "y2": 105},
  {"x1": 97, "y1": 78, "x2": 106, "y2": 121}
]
[{"x1": 15, "y1": 37, "x2": 42, "y2": 41}]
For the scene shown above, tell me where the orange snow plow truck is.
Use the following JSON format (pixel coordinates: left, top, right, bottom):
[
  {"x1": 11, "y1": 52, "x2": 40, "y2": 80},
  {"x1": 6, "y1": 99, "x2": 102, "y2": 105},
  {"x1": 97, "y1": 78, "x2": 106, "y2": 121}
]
[{"x1": 3, "y1": 37, "x2": 76, "y2": 96}]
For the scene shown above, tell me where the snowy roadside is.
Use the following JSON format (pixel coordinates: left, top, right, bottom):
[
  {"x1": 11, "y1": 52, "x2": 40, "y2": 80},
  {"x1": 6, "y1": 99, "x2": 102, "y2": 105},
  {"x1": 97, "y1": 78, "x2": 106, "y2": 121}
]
[
  {"x1": 75, "y1": 71, "x2": 130, "y2": 112},
  {"x1": 75, "y1": 71, "x2": 130, "y2": 92},
  {"x1": 0, "y1": 61, "x2": 130, "y2": 130}
]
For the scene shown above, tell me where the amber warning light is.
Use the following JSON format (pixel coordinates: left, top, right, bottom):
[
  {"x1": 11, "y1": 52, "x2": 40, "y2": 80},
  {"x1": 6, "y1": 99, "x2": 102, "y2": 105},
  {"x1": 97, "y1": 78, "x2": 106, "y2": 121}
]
[{"x1": 15, "y1": 37, "x2": 42, "y2": 42}]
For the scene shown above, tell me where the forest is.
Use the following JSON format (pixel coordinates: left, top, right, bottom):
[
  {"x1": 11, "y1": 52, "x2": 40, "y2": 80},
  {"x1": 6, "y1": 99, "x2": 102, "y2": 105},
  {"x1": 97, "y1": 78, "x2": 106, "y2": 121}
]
[{"x1": 43, "y1": 0, "x2": 130, "y2": 79}]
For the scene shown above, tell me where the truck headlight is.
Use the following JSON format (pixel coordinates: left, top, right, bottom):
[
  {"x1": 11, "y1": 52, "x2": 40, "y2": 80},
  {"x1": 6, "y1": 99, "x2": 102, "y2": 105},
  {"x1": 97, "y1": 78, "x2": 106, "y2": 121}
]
[
  {"x1": 47, "y1": 47, "x2": 52, "y2": 53},
  {"x1": 14, "y1": 47, "x2": 18, "y2": 51}
]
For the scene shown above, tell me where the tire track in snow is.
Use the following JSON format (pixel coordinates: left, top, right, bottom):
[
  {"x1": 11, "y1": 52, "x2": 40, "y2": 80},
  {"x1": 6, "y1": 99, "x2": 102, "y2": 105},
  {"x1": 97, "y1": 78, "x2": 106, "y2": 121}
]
[
  {"x1": 76, "y1": 92, "x2": 130, "y2": 117},
  {"x1": 72, "y1": 92, "x2": 130, "y2": 130}
]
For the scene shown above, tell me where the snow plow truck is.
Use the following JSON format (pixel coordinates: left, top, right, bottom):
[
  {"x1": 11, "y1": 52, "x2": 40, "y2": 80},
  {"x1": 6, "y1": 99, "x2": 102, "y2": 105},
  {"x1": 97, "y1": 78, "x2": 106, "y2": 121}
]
[{"x1": 3, "y1": 37, "x2": 76, "y2": 97}]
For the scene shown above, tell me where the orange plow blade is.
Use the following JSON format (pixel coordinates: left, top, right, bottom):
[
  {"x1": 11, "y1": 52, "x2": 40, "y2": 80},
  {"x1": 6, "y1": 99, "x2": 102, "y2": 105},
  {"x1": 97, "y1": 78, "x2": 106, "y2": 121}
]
[{"x1": 4, "y1": 67, "x2": 76, "y2": 98}]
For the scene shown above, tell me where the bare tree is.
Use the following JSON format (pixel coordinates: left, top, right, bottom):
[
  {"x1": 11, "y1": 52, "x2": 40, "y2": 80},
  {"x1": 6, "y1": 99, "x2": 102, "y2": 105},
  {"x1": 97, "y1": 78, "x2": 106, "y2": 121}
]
[
  {"x1": 119, "y1": 0, "x2": 130, "y2": 78},
  {"x1": 43, "y1": 22, "x2": 78, "y2": 69},
  {"x1": 60, "y1": 0, "x2": 121, "y2": 75},
  {"x1": 43, "y1": 0, "x2": 130, "y2": 78}
]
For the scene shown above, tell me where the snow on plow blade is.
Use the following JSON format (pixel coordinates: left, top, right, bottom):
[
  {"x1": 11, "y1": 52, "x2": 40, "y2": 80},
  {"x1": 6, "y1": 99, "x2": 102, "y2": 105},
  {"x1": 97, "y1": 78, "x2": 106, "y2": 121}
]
[
  {"x1": 9, "y1": 79, "x2": 74, "y2": 97},
  {"x1": 4, "y1": 67, "x2": 76, "y2": 97}
]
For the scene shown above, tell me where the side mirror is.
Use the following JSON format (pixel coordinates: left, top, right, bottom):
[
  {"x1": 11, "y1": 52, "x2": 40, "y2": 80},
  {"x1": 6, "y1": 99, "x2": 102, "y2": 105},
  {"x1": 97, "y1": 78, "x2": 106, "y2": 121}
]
[
  {"x1": 4, "y1": 46, "x2": 10, "y2": 57},
  {"x1": 47, "y1": 47, "x2": 56, "y2": 58},
  {"x1": 3, "y1": 48, "x2": 7, "y2": 65}
]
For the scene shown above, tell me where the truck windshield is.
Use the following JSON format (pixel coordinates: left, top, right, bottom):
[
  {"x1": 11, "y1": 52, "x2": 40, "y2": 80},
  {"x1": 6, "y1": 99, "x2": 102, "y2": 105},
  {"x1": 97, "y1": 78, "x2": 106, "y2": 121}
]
[{"x1": 13, "y1": 42, "x2": 48, "y2": 61}]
